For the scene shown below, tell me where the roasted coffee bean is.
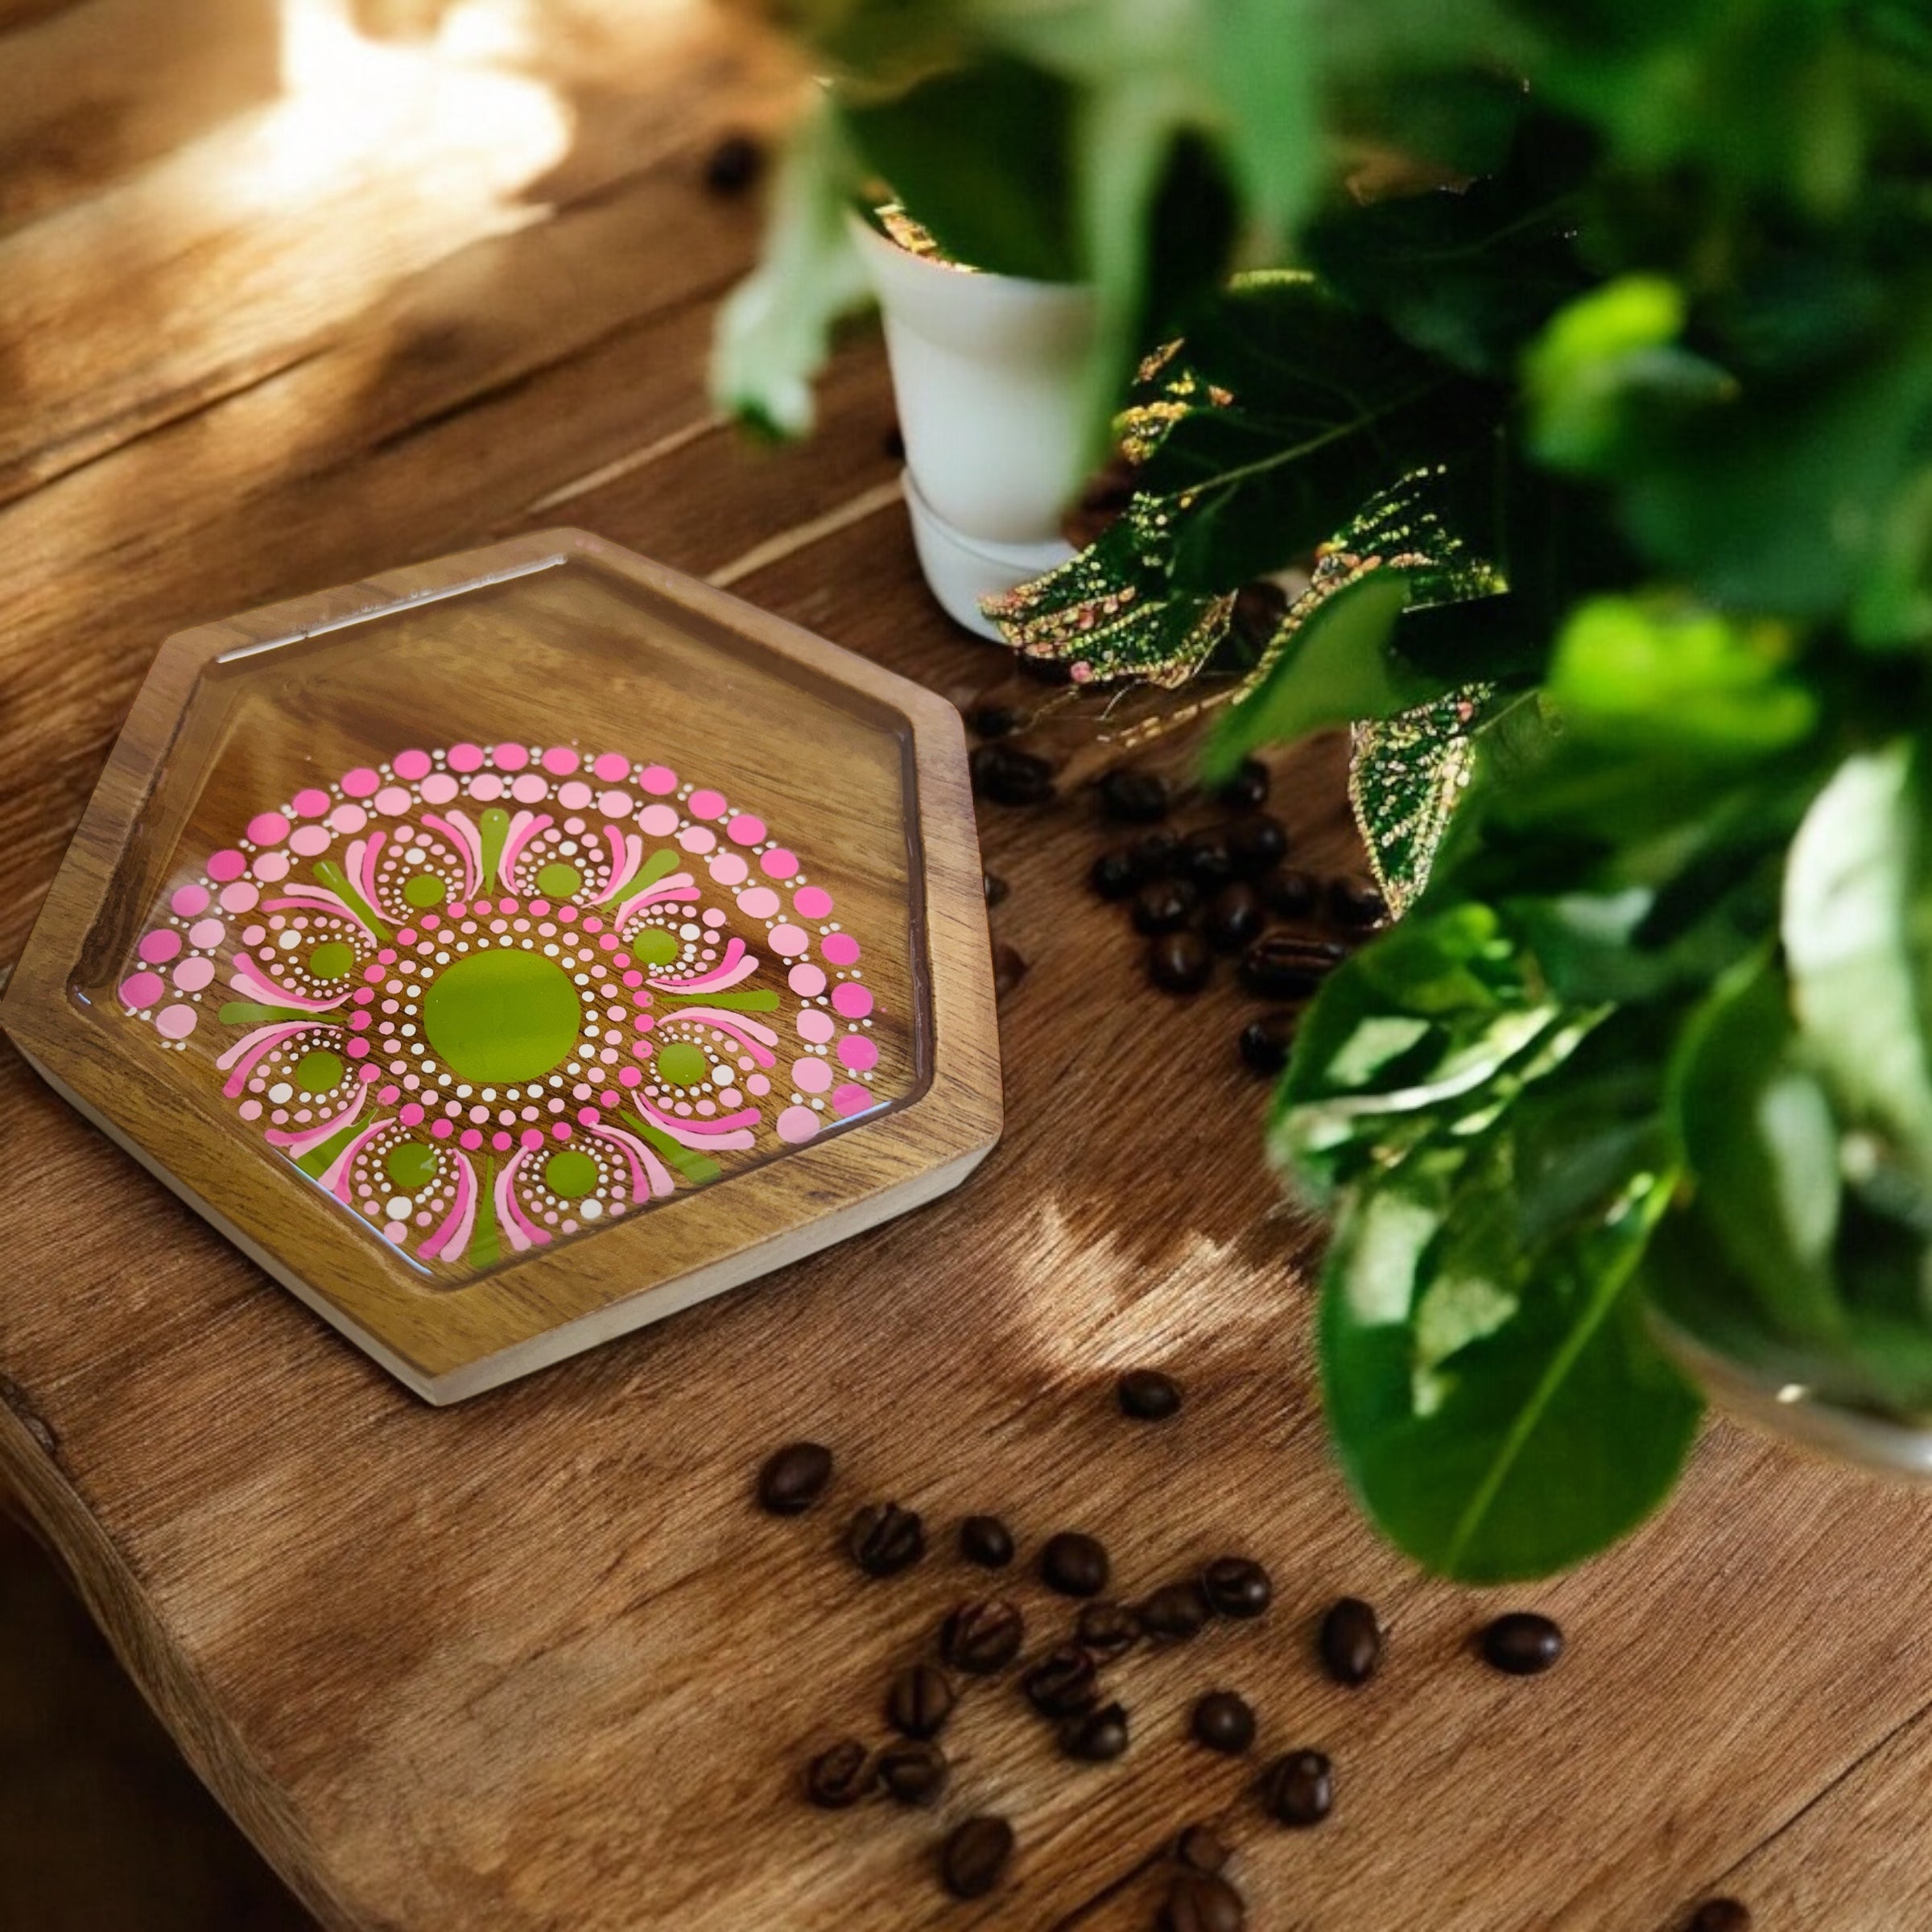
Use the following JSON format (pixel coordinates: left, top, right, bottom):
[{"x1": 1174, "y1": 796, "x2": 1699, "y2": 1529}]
[
  {"x1": 1261, "y1": 1749, "x2": 1334, "y2": 1827},
  {"x1": 1228, "y1": 814, "x2": 1289, "y2": 874},
  {"x1": 939, "y1": 1815, "x2": 1015, "y2": 1900},
  {"x1": 940, "y1": 1598, "x2": 1025, "y2": 1674},
  {"x1": 1075, "y1": 1600, "x2": 1141, "y2": 1661},
  {"x1": 702, "y1": 130, "x2": 765, "y2": 195},
  {"x1": 960, "y1": 1514, "x2": 1015, "y2": 1568},
  {"x1": 1040, "y1": 1530, "x2": 1111, "y2": 1598},
  {"x1": 1203, "y1": 882, "x2": 1265, "y2": 954},
  {"x1": 1022, "y1": 1644, "x2": 1100, "y2": 1718},
  {"x1": 1171, "y1": 1823, "x2": 1231, "y2": 1874},
  {"x1": 883, "y1": 423, "x2": 906, "y2": 460},
  {"x1": 1317, "y1": 1597, "x2": 1381, "y2": 1686},
  {"x1": 1160, "y1": 1869, "x2": 1247, "y2": 1932},
  {"x1": 1100, "y1": 767, "x2": 1171, "y2": 824},
  {"x1": 1238, "y1": 1013, "x2": 1294, "y2": 1077},
  {"x1": 965, "y1": 701, "x2": 1018, "y2": 739},
  {"x1": 1091, "y1": 848, "x2": 1140, "y2": 901},
  {"x1": 1117, "y1": 1368, "x2": 1184, "y2": 1421},
  {"x1": 1240, "y1": 932, "x2": 1345, "y2": 1001},
  {"x1": 982, "y1": 869, "x2": 1009, "y2": 906},
  {"x1": 1191, "y1": 1690, "x2": 1257, "y2": 1754},
  {"x1": 756, "y1": 1440, "x2": 832, "y2": 1515},
  {"x1": 1480, "y1": 1611, "x2": 1564, "y2": 1675},
  {"x1": 848, "y1": 1502, "x2": 924, "y2": 1577},
  {"x1": 1212, "y1": 750, "x2": 1273, "y2": 811},
  {"x1": 1264, "y1": 869, "x2": 1319, "y2": 920},
  {"x1": 877, "y1": 1739, "x2": 948, "y2": 1807},
  {"x1": 1231, "y1": 580, "x2": 1290, "y2": 651},
  {"x1": 1180, "y1": 828, "x2": 1237, "y2": 891},
  {"x1": 969, "y1": 742, "x2": 1055, "y2": 807},
  {"x1": 1148, "y1": 931, "x2": 1214, "y2": 995},
  {"x1": 1141, "y1": 1578, "x2": 1213, "y2": 1641},
  {"x1": 1686, "y1": 1903, "x2": 1752, "y2": 1932},
  {"x1": 1133, "y1": 877, "x2": 1199, "y2": 935},
  {"x1": 803, "y1": 1739, "x2": 873, "y2": 1808},
  {"x1": 1059, "y1": 1700, "x2": 1130, "y2": 1762},
  {"x1": 993, "y1": 943, "x2": 1030, "y2": 1001},
  {"x1": 1329, "y1": 873, "x2": 1389, "y2": 928},
  {"x1": 1130, "y1": 830, "x2": 1180, "y2": 877},
  {"x1": 886, "y1": 1663, "x2": 957, "y2": 1740},
  {"x1": 1203, "y1": 1557, "x2": 1272, "y2": 1620},
  {"x1": 1018, "y1": 652, "x2": 1074, "y2": 685}
]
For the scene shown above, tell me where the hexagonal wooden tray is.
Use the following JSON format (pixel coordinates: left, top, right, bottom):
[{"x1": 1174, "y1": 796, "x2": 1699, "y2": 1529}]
[{"x1": 0, "y1": 530, "x2": 1001, "y2": 1402}]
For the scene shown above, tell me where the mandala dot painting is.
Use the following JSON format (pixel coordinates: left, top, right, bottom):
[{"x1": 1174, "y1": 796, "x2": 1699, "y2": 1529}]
[{"x1": 115, "y1": 741, "x2": 894, "y2": 1278}]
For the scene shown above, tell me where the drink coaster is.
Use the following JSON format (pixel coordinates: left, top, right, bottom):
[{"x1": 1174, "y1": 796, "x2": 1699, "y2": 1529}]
[{"x1": 1, "y1": 530, "x2": 1001, "y2": 1402}]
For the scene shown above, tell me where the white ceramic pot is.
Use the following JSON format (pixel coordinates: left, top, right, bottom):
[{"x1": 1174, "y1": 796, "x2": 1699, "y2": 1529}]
[{"x1": 849, "y1": 214, "x2": 1099, "y2": 638}]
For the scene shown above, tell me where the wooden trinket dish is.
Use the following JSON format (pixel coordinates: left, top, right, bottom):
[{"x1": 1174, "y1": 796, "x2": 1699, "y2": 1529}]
[{"x1": 0, "y1": 530, "x2": 1001, "y2": 1402}]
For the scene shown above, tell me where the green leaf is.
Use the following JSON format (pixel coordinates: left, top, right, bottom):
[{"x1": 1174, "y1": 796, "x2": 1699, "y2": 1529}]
[{"x1": 710, "y1": 101, "x2": 872, "y2": 439}]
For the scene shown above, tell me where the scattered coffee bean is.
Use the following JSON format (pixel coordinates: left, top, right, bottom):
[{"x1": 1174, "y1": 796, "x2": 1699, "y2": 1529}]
[
  {"x1": 1264, "y1": 869, "x2": 1320, "y2": 920},
  {"x1": 1228, "y1": 814, "x2": 1288, "y2": 874},
  {"x1": 1202, "y1": 1556, "x2": 1272, "y2": 1620},
  {"x1": 940, "y1": 1598, "x2": 1025, "y2": 1674},
  {"x1": 1130, "y1": 830, "x2": 1180, "y2": 877},
  {"x1": 939, "y1": 1815, "x2": 1015, "y2": 1900},
  {"x1": 1040, "y1": 1530, "x2": 1111, "y2": 1598},
  {"x1": 756, "y1": 1440, "x2": 832, "y2": 1515},
  {"x1": 993, "y1": 943, "x2": 1030, "y2": 1000},
  {"x1": 803, "y1": 1739, "x2": 873, "y2": 1808},
  {"x1": 1172, "y1": 1823, "x2": 1231, "y2": 1874},
  {"x1": 1092, "y1": 848, "x2": 1140, "y2": 901},
  {"x1": 1133, "y1": 877, "x2": 1199, "y2": 935},
  {"x1": 1231, "y1": 580, "x2": 1290, "y2": 650},
  {"x1": 959, "y1": 1514, "x2": 1015, "y2": 1568},
  {"x1": 1330, "y1": 873, "x2": 1389, "y2": 928},
  {"x1": 1059, "y1": 1699, "x2": 1130, "y2": 1762},
  {"x1": 1141, "y1": 1578, "x2": 1213, "y2": 1641},
  {"x1": 1160, "y1": 1868, "x2": 1247, "y2": 1932},
  {"x1": 1480, "y1": 1612, "x2": 1564, "y2": 1675},
  {"x1": 848, "y1": 1502, "x2": 924, "y2": 1578},
  {"x1": 1191, "y1": 1690, "x2": 1257, "y2": 1755},
  {"x1": 969, "y1": 742, "x2": 1055, "y2": 807},
  {"x1": 1100, "y1": 767, "x2": 1171, "y2": 824},
  {"x1": 1203, "y1": 882, "x2": 1265, "y2": 954},
  {"x1": 1180, "y1": 828, "x2": 1237, "y2": 891},
  {"x1": 886, "y1": 1663, "x2": 957, "y2": 1740},
  {"x1": 1117, "y1": 1368, "x2": 1184, "y2": 1422},
  {"x1": 964, "y1": 701, "x2": 1018, "y2": 739},
  {"x1": 1261, "y1": 1749, "x2": 1334, "y2": 1827},
  {"x1": 1237, "y1": 1013, "x2": 1293, "y2": 1077},
  {"x1": 1317, "y1": 1597, "x2": 1382, "y2": 1686},
  {"x1": 1148, "y1": 931, "x2": 1214, "y2": 995},
  {"x1": 1686, "y1": 1902, "x2": 1752, "y2": 1932},
  {"x1": 877, "y1": 1739, "x2": 948, "y2": 1807},
  {"x1": 701, "y1": 130, "x2": 765, "y2": 196},
  {"x1": 1018, "y1": 651, "x2": 1074, "y2": 685},
  {"x1": 1075, "y1": 1600, "x2": 1142, "y2": 1661},
  {"x1": 1212, "y1": 750, "x2": 1273, "y2": 811},
  {"x1": 1239, "y1": 932, "x2": 1346, "y2": 1001},
  {"x1": 1022, "y1": 1644, "x2": 1100, "y2": 1719},
  {"x1": 982, "y1": 869, "x2": 1009, "y2": 906},
  {"x1": 883, "y1": 423, "x2": 906, "y2": 460}
]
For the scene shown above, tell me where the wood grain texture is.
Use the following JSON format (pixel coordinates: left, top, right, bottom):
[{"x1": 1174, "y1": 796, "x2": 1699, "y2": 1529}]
[{"x1": 5, "y1": 8, "x2": 1932, "y2": 1928}]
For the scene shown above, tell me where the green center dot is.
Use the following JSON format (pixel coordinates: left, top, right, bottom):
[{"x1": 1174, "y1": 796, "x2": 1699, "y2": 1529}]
[
  {"x1": 543, "y1": 1148, "x2": 599, "y2": 1199},
  {"x1": 308, "y1": 941, "x2": 355, "y2": 980},
  {"x1": 292, "y1": 1048, "x2": 344, "y2": 1093},
  {"x1": 654, "y1": 1041, "x2": 708, "y2": 1088},
  {"x1": 632, "y1": 927, "x2": 679, "y2": 967},
  {"x1": 535, "y1": 861, "x2": 583, "y2": 898},
  {"x1": 403, "y1": 873, "x2": 447, "y2": 908},
  {"x1": 420, "y1": 946, "x2": 583, "y2": 1084},
  {"x1": 386, "y1": 1141, "x2": 440, "y2": 1191}
]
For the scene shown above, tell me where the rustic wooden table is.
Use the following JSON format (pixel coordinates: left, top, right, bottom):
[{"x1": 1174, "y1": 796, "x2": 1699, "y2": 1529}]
[{"x1": 6, "y1": 4, "x2": 1932, "y2": 1928}]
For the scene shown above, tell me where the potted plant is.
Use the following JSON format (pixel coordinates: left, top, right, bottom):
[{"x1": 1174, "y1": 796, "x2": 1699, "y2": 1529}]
[{"x1": 714, "y1": 0, "x2": 1932, "y2": 1582}]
